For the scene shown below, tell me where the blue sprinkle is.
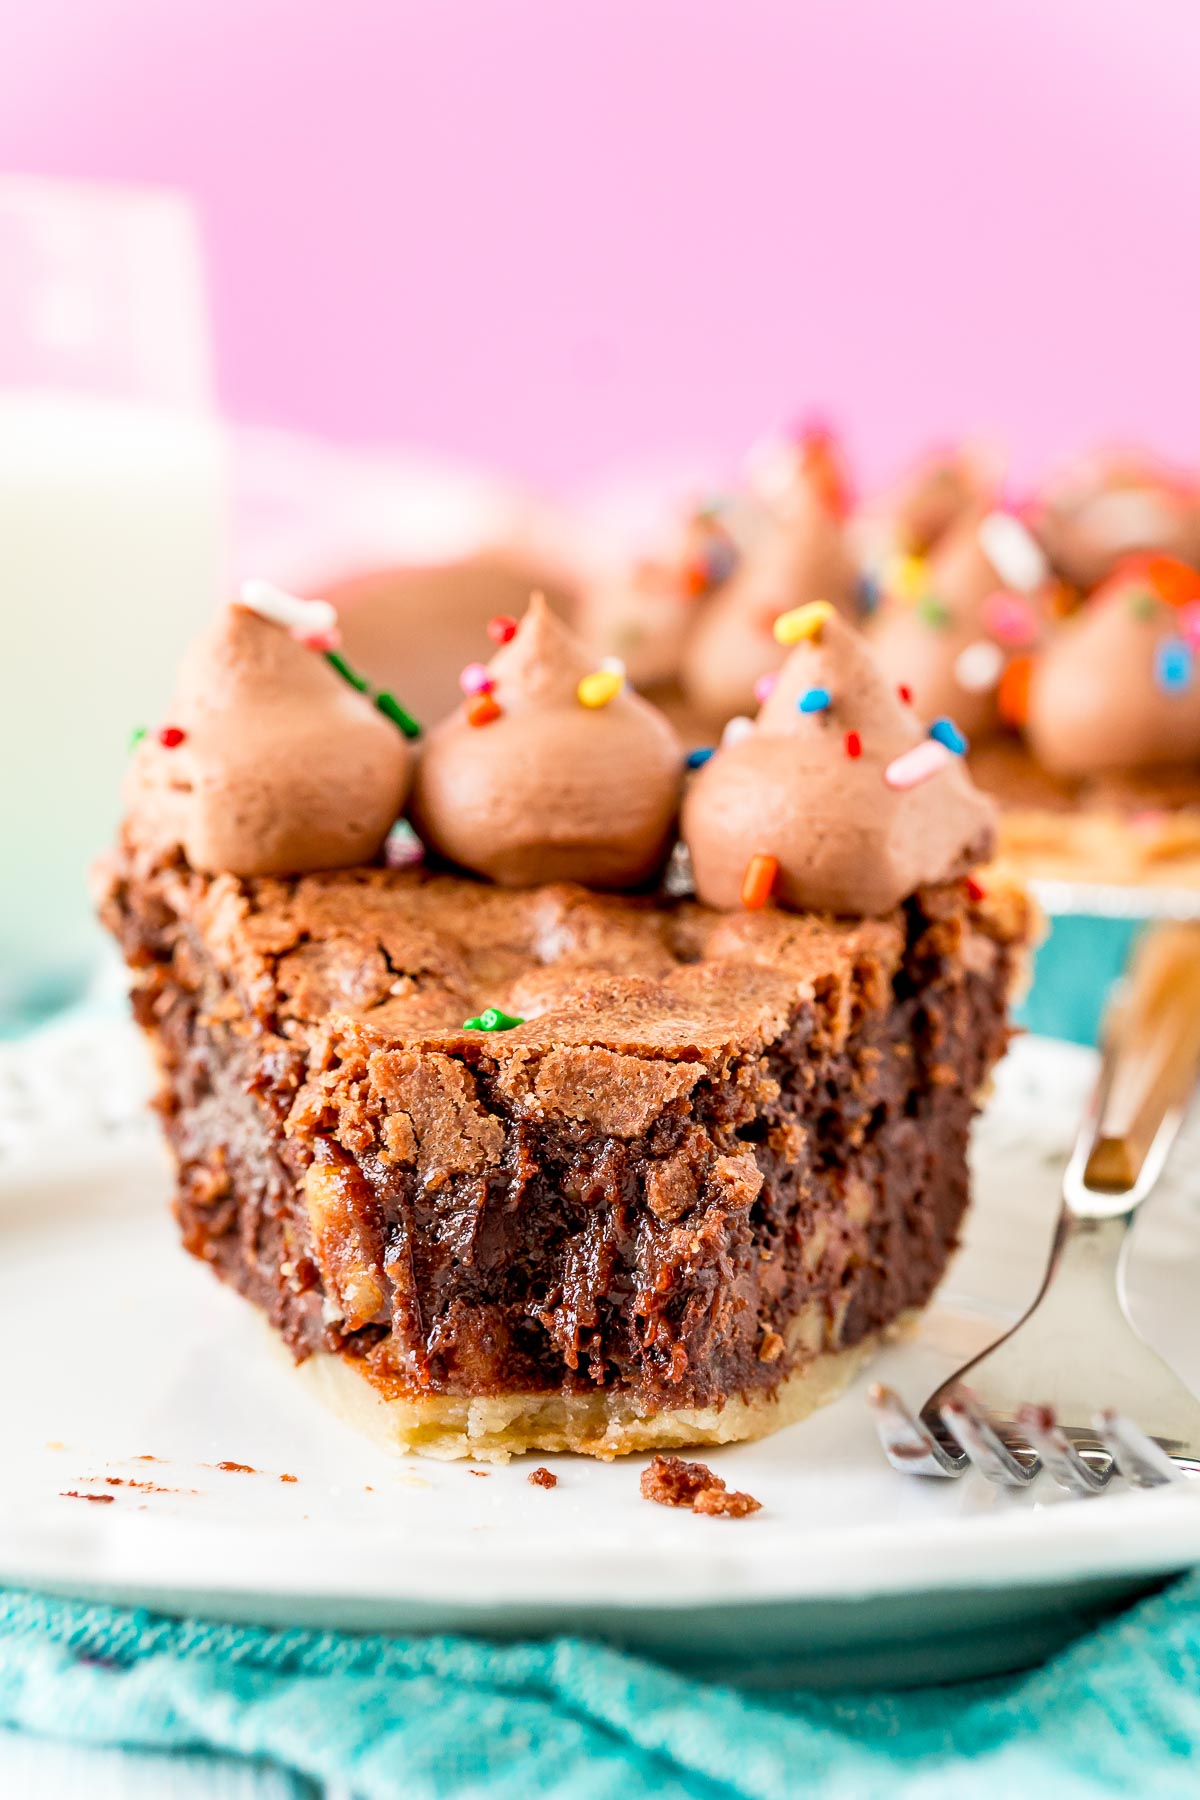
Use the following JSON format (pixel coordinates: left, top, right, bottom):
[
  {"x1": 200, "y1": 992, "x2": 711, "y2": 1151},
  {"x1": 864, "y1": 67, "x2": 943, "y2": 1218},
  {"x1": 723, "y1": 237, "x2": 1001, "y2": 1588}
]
[
  {"x1": 797, "y1": 686, "x2": 832, "y2": 714},
  {"x1": 686, "y1": 746, "x2": 715, "y2": 769},
  {"x1": 1156, "y1": 637, "x2": 1194, "y2": 695},
  {"x1": 858, "y1": 571, "x2": 882, "y2": 617},
  {"x1": 929, "y1": 717, "x2": 967, "y2": 755},
  {"x1": 704, "y1": 540, "x2": 739, "y2": 586}
]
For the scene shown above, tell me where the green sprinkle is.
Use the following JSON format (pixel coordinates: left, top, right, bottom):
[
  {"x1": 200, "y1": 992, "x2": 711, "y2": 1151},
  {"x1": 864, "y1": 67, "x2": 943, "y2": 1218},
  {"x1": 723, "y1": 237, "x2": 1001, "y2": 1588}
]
[
  {"x1": 129, "y1": 726, "x2": 147, "y2": 750},
  {"x1": 917, "y1": 593, "x2": 951, "y2": 630},
  {"x1": 376, "y1": 691, "x2": 422, "y2": 739},
  {"x1": 1129, "y1": 590, "x2": 1158, "y2": 621},
  {"x1": 325, "y1": 649, "x2": 369, "y2": 692},
  {"x1": 463, "y1": 1007, "x2": 525, "y2": 1033}
]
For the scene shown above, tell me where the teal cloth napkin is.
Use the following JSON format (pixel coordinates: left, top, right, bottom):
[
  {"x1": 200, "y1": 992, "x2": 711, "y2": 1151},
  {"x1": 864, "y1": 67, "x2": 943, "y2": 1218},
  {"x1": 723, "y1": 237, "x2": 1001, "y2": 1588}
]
[{"x1": 2, "y1": 1575, "x2": 1200, "y2": 1798}]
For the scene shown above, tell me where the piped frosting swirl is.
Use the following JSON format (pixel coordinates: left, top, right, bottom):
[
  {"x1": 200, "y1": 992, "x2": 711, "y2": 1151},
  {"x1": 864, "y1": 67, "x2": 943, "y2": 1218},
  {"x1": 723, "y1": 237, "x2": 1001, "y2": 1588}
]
[
  {"x1": 1025, "y1": 555, "x2": 1200, "y2": 778},
  {"x1": 683, "y1": 609, "x2": 995, "y2": 916},
  {"x1": 410, "y1": 593, "x2": 683, "y2": 887},
  {"x1": 679, "y1": 432, "x2": 859, "y2": 727},
  {"x1": 868, "y1": 503, "x2": 1051, "y2": 741},
  {"x1": 124, "y1": 604, "x2": 412, "y2": 876}
]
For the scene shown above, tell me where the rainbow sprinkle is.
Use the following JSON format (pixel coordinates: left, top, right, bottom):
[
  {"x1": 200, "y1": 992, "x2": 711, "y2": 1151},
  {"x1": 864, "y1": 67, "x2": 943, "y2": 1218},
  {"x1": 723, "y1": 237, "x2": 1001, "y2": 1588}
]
[
  {"x1": 897, "y1": 684, "x2": 913, "y2": 705},
  {"x1": 240, "y1": 578, "x2": 338, "y2": 643},
  {"x1": 577, "y1": 668, "x2": 624, "y2": 708},
  {"x1": 844, "y1": 731, "x2": 862, "y2": 759},
  {"x1": 1181, "y1": 601, "x2": 1200, "y2": 649},
  {"x1": 773, "y1": 600, "x2": 834, "y2": 645},
  {"x1": 797, "y1": 685, "x2": 832, "y2": 714},
  {"x1": 740, "y1": 853, "x2": 778, "y2": 911},
  {"x1": 753, "y1": 671, "x2": 779, "y2": 705},
  {"x1": 976, "y1": 512, "x2": 1048, "y2": 595},
  {"x1": 487, "y1": 614, "x2": 518, "y2": 645},
  {"x1": 468, "y1": 694, "x2": 502, "y2": 727},
  {"x1": 129, "y1": 726, "x2": 146, "y2": 750},
  {"x1": 981, "y1": 590, "x2": 1038, "y2": 648},
  {"x1": 916, "y1": 594, "x2": 951, "y2": 630},
  {"x1": 158, "y1": 726, "x2": 186, "y2": 749},
  {"x1": 889, "y1": 554, "x2": 928, "y2": 602},
  {"x1": 884, "y1": 739, "x2": 953, "y2": 791},
  {"x1": 325, "y1": 650, "x2": 369, "y2": 693},
  {"x1": 459, "y1": 661, "x2": 494, "y2": 696},
  {"x1": 929, "y1": 717, "x2": 967, "y2": 755},
  {"x1": 722, "y1": 715, "x2": 755, "y2": 748},
  {"x1": 384, "y1": 820, "x2": 425, "y2": 869},
  {"x1": 955, "y1": 639, "x2": 1005, "y2": 694},
  {"x1": 375, "y1": 692, "x2": 422, "y2": 738},
  {"x1": 686, "y1": 747, "x2": 715, "y2": 769},
  {"x1": 463, "y1": 1007, "x2": 525, "y2": 1032},
  {"x1": 1155, "y1": 637, "x2": 1194, "y2": 696}
]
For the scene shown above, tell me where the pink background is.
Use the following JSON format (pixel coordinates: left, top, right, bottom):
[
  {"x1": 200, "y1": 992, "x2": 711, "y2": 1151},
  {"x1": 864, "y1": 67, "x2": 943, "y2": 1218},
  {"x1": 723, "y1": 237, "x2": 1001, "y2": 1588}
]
[{"x1": 4, "y1": 0, "x2": 1199, "y2": 491}]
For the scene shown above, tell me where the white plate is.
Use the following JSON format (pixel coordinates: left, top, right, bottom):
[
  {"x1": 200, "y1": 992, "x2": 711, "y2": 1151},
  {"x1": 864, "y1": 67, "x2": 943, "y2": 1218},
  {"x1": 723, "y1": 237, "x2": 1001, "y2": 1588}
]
[{"x1": 2, "y1": 1019, "x2": 1198, "y2": 1689}]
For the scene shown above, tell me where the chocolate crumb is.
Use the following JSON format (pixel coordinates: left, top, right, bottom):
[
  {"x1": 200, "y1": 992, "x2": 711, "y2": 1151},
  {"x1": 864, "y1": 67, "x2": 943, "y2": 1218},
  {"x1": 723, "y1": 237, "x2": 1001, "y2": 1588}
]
[
  {"x1": 60, "y1": 1491, "x2": 115, "y2": 1504},
  {"x1": 468, "y1": 1468, "x2": 490, "y2": 1478},
  {"x1": 528, "y1": 1466, "x2": 557, "y2": 1489},
  {"x1": 103, "y1": 1476, "x2": 197, "y2": 1495},
  {"x1": 693, "y1": 1484, "x2": 761, "y2": 1517},
  {"x1": 212, "y1": 1461, "x2": 256, "y2": 1474},
  {"x1": 280, "y1": 1473, "x2": 298, "y2": 1483},
  {"x1": 639, "y1": 1454, "x2": 761, "y2": 1518}
]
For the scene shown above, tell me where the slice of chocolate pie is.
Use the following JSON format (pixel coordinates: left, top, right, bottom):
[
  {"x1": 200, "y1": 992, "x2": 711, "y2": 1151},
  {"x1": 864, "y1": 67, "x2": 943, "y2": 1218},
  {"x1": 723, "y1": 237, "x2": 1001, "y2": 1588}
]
[{"x1": 98, "y1": 591, "x2": 1030, "y2": 1460}]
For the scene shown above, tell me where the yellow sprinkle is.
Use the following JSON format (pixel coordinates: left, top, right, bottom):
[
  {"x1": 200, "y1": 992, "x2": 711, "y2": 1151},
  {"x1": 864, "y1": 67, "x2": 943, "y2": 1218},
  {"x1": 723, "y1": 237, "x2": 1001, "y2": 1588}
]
[
  {"x1": 577, "y1": 669, "x2": 624, "y2": 708},
  {"x1": 887, "y1": 553, "x2": 929, "y2": 602},
  {"x1": 772, "y1": 600, "x2": 834, "y2": 645}
]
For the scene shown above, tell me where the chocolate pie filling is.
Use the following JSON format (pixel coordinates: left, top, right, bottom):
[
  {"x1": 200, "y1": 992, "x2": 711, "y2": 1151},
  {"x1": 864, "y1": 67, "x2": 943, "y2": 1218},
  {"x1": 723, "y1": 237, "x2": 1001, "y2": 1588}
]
[{"x1": 99, "y1": 852, "x2": 1026, "y2": 1419}]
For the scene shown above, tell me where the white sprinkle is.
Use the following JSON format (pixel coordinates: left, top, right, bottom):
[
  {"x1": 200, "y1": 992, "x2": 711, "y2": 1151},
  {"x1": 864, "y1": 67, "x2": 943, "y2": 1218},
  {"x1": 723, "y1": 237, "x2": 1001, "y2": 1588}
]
[
  {"x1": 954, "y1": 639, "x2": 1005, "y2": 694},
  {"x1": 384, "y1": 820, "x2": 425, "y2": 869},
  {"x1": 599, "y1": 654, "x2": 627, "y2": 679},
  {"x1": 977, "y1": 512, "x2": 1048, "y2": 595},
  {"x1": 721, "y1": 714, "x2": 755, "y2": 748},
  {"x1": 884, "y1": 739, "x2": 954, "y2": 791},
  {"x1": 240, "y1": 578, "x2": 338, "y2": 638},
  {"x1": 663, "y1": 840, "x2": 696, "y2": 899}
]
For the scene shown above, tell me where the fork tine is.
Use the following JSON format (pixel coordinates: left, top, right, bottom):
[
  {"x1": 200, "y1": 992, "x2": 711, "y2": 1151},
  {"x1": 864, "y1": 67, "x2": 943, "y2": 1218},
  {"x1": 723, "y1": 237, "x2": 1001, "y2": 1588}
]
[
  {"x1": 866, "y1": 1383, "x2": 966, "y2": 1478},
  {"x1": 1095, "y1": 1410, "x2": 1191, "y2": 1487},
  {"x1": 939, "y1": 1393, "x2": 1040, "y2": 1486},
  {"x1": 1017, "y1": 1404, "x2": 1111, "y2": 1495}
]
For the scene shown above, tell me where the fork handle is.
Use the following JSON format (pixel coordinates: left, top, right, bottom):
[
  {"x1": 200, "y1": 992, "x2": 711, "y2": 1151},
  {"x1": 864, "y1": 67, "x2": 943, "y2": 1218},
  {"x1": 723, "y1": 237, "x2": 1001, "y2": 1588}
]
[{"x1": 1079, "y1": 922, "x2": 1200, "y2": 1199}]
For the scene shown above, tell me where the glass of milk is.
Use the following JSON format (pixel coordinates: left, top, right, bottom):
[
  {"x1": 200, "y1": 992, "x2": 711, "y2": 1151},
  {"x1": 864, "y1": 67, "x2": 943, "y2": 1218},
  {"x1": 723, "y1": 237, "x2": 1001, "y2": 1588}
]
[{"x1": 0, "y1": 177, "x2": 228, "y2": 1024}]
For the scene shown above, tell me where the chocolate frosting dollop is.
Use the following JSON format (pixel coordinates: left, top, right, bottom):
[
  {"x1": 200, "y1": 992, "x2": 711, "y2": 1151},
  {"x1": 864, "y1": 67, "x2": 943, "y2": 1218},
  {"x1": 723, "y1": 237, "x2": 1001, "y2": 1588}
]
[
  {"x1": 409, "y1": 593, "x2": 683, "y2": 887},
  {"x1": 683, "y1": 613, "x2": 995, "y2": 916},
  {"x1": 576, "y1": 507, "x2": 737, "y2": 690},
  {"x1": 857, "y1": 441, "x2": 1001, "y2": 564},
  {"x1": 868, "y1": 503, "x2": 1050, "y2": 741},
  {"x1": 124, "y1": 604, "x2": 412, "y2": 876},
  {"x1": 1025, "y1": 556, "x2": 1200, "y2": 778},
  {"x1": 1031, "y1": 452, "x2": 1200, "y2": 592},
  {"x1": 679, "y1": 449, "x2": 858, "y2": 728}
]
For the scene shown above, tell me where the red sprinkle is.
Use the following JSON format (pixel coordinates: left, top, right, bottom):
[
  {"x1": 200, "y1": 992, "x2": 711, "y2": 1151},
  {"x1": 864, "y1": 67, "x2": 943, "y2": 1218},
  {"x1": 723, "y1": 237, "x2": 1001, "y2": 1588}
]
[
  {"x1": 157, "y1": 726, "x2": 187, "y2": 749},
  {"x1": 487, "y1": 614, "x2": 518, "y2": 645},
  {"x1": 467, "y1": 694, "x2": 502, "y2": 728},
  {"x1": 844, "y1": 730, "x2": 862, "y2": 759},
  {"x1": 965, "y1": 875, "x2": 987, "y2": 903},
  {"x1": 897, "y1": 685, "x2": 913, "y2": 706}
]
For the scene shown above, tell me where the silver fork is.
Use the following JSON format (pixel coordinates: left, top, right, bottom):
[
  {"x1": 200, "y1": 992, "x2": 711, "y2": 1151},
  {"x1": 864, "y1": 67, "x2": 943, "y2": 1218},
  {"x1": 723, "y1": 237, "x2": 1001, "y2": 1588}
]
[{"x1": 870, "y1": 921, "x2": 1200, "y2": 1495}]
